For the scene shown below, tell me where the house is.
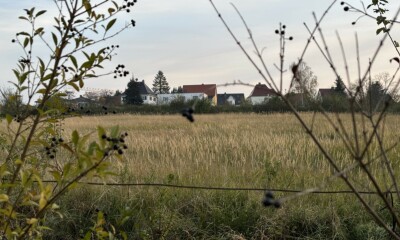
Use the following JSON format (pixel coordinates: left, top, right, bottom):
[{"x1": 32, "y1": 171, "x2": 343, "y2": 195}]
[
  {"x1": 183, "y1": 84, "x2": 217, "y2": 105},
  {"x1": 248, "y1": 83, "x2": 276, "y2": 105},
  {"x1": 317, "y1": 88, "x2": 337, "y2": 102},
  {"x1": 64, "y1": 95, "x2": 97, "y2": 108},
  {"x1": 123, "y1": 80, "x2": 157, "y2": 105},
  {"x1": 157, "y1": 93, "x2": 208, "y2": 105},
  {"x1": 217, "y1": 93, "x2": 245, "y2": 106}
]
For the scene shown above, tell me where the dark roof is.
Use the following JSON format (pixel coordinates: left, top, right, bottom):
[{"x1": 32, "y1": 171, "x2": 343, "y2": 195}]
[
  {"x1": 138, "y1": 80, "x2": 155, "y2": 95},
  {"x1": 249, "y1": 83, "x2": 275, "y2": 97},
  {"x1": 217, "y1": 93, "x2": 245, "y2": 106},
  {"x1": 183, "y1": 84, "x2": 217, "y2": 97},
  {"x1": 65, "y1": 95, "x2": 95, "y2": 104},
  {"x1": 318, "y1": 88, "x2": 336, "y2": 98}
]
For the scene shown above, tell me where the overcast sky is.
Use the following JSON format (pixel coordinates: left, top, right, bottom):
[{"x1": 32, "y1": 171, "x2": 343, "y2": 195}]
[{"x1": 0, "y1": 0, "x2": 399, "y2": 98}]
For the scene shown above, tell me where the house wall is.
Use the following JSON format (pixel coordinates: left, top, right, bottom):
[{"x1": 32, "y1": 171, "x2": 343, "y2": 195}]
[
  {"x1": 157, "y1": 93, "x2": 207, "y2": 105},
  {"x1": 142, "y1": 94, "x2": 157, "y2": 105},
  {"x1": 249, "y1": 96, "x2": 272, "y2": 105}
]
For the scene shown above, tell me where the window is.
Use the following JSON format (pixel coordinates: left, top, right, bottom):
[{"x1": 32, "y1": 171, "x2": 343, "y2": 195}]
[{"x1": 193, "y1": 96, "x2": 199, "y2": 100}]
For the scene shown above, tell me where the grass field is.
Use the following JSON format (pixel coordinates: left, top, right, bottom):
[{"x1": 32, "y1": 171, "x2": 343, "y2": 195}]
[{"x1": 46, "y1": 113, "x2": 400, "y2": 239}]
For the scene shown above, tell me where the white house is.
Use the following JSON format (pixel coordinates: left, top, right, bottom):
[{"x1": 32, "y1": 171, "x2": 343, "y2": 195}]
[
  {"x1": 157, "y1": 93, "x2": 208, "y2": 105},
  {"x1": 123, "y1": 80, "x2": 157, "y2": 105},
  {"x1": 248, "y1": 83, "x2": 276, "y2": 105}
]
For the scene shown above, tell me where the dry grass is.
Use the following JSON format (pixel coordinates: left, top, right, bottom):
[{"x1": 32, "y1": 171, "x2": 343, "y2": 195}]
[
  {"x1": 61, "y1": 113, "x2": 400, "y2": 192},
  {"x1": 38, "y1": 112, "x2": 400, "y2": 238}
]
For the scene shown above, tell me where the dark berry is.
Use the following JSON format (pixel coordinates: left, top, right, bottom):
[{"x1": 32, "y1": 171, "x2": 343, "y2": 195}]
[
  {"x1": 344, "y1": 6, "x2": 349, "y2": 11},
  {"x1": 275, "y1": 29, "x2": 279, "y2": 34},
  {"x1": 118, "y1": 149, "x2": 123, "y2": 155},
  {"x1": 262, "y1": 198, "x2": 274, "y2": 207},
  {"x1": 289, "y1": 36, "x2": 293, "y2": 40},
  {"x1": 11, "y1": 39, "x2": 15, "y2": 43},
  {"x1": 340, "y1": 1, "x2": 345, "y2": 5},
  {"x1": 101, "y1": 134, "x2": 107, "y2": 139}
]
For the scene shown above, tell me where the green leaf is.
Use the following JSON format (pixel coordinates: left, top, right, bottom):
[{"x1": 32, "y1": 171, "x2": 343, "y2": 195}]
[
  {"x1": 110, "y1": 125, "x2": 120, "y2": 138},
  {"x1": 79, "y1": 78, "x2": 84, "y2": 88},
  {"x1": 42, "y1": 73, "x2": 53, "y2": 81},
  {"x1": 35, "y1": 10, "x2": 46, "y2": 18},
  {"x1": 376, "y1": 27, "x2": 385, "y2": 35},
  {"x1": 0, "y1": 194, "x2": 9, "y2": 203},
  {"x1": 23, "y1": 37, "x2": 29, "y2": 48},
  {"x1": 69, "y1": 55, "x2": 78, "y2": 69},
  {"x1": 72, "y1": 130, "x2": 79, "y2": 147},
  {"x1": 52, "y1": 32, "x2": 58, "y2": 46},
  {"x1": 105, "y1": 19, "x2": 116, "y2": 32},
  {"x1": 68, "y1": 82, "x2": 80, "y2": 91},
  {"x1": 35, "y1": 27, "x2": 44, "y2": 35},
  {"x1": 6, "y1": 114, "x2": 12, "y2": 124},
  {"x1": 19, "y1": 16, "x2": 29, "y2": 21}
]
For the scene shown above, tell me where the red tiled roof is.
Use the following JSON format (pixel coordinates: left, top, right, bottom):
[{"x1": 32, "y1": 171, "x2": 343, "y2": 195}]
[
  {"x1": 183, "y1": 84, "x2": 217, "y2": 97},
  {"x1": 249, "y1": 83, "x2": 275, "y2": 97}
]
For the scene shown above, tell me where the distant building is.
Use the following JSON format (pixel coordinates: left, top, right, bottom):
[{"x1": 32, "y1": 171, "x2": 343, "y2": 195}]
[
  {"x1": 183, "y1": 84, "x2": 217, "y2": 105},
  {"x1": 123, "y1": 80, "x2": 157, "y2": 105},
  {"x1": 317, "y1": 88, "x2": 337, "y2": 101},
  {"x1": 217, "y1": 93, "x2": 245, "y2": 106},
  {"x1": 64, "y1": 95, "x2": 97, "y2": 108},
  {"x1": 157, "y1": 93, "x2": 208, "y2": 105},
  {"x1": 248, "y1": 83, "x2": 275, "y2": 105}
]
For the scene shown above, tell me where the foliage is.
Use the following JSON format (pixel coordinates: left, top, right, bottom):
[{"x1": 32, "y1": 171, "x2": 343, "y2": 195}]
[
  {"x1": 0, "y1": 0, "x2": 137, "y2": 238},
  {"x1": 0, "y1": 88, "x2": 24, "y2": 117},
  {"x1": 290, "y1": 62, "x2": 318, "y2": 97},
  {"x1": 124, "y1": 77, "x2": 143, "y2": 105},
  {"x1": 171, "y1": 86, "x2": 183, "y2": 93},
  {"x1": 152, "y1": 70, "x2": 170, "y2": 94}
]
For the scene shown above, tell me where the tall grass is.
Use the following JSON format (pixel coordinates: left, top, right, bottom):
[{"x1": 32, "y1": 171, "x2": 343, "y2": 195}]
[{"x1": 43, "y1": 113, "x2": 400, "y2": 238}]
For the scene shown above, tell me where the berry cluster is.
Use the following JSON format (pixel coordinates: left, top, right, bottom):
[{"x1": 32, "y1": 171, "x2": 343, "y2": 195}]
[
  {"x1": 262, "y1": 191, "x2": 281, "y2": 208},
  {"x1": 45, "y1": 136, "x2": 64, "y2": 159},
  {"x1": 13, "y1": 115, "x2": 22, "y2": 123},
  {"x1": 274, "y1": 25, "x2": 293, "y2": 41},
  {"x1": 131, "y1": 20, "x2": 136, "y2": 27},
  {"x1": 57, "y1": 64, "x2": 70, "y2": 73},
  {"x1": 113, "y1": 64, "x2": 129, "y2": 79},
  {"x1": 102, "y1": 45, "x2": 119, "y2": 55},
  {"x1": 341, "y1": 2, "x2": 350, "y2": 11},
  {"x1": 101, "y1": 132, "x2": 128, "y2": 156},
  {"x1": 122, "y1": 0, "x2": 137, "y2": 13}
]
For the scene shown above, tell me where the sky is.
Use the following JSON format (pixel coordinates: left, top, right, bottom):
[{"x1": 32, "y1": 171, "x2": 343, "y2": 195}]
[{"x1": 0, "y1": 0, "x2": 400, "y2": 98}]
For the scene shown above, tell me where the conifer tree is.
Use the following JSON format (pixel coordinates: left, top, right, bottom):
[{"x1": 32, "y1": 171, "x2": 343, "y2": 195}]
[{"x1": 152, "y1": 71, "x2": 170, "y2": 94}]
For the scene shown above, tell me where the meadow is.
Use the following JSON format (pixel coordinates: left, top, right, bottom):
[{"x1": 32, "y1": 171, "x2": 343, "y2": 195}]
[{"x1": 46, "y1": 113, "x2": 400, "y2": 239}]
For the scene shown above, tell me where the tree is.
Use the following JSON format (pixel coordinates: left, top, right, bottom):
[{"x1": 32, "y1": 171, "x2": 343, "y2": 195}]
[
  {"x1": 291, "y1": 62, "x2": 318, "y2": 97},
  {"x1": 124, "y1": 77, "x2": 143, "y2": 105},
  {"x1": 172, "y1": 86, "x2": 183, "y2": 93},
  {"x1": 1, "y1": 1, "x2": 135, "y2": 238},
  {"x1": 152, "y1": 70, "x2": 170, "y2": 94},
  {"x1": 334, "y1": 77, "x2": 346, "y2": 95},
  {"x1": 0, "y1": 88, "x2": 23, "y2": 116},
  {"x1": 366, "y1": 81, "x2": 390, "y2": 111}
]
